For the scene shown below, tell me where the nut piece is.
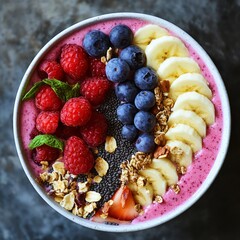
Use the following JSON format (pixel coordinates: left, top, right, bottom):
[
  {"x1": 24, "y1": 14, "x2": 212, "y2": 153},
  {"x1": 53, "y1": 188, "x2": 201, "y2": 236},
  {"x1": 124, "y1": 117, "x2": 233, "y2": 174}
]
[
  {"x1": 60, "y1": 192, "x2": 75, "y2": 210},
  {"x1": 170, "y1": 184, "x2": 181, "y2": 194},
  {"x1": 78, "y1": 181, "x2": 89, "y2": 193},
  {"x1": 105, "y1": 136, "x2": 117, "y2": 153},
  {"x1": 94, "y1": 157, "x2": 109, "y2": 177},
  {"x1": 85, "y1": 191, "x2": 101, "y2": 203},
  {"x1": 154, "y1": 195, "x2": 163, "y2": 203},
  {"x1": 93, "y1": 175, "x2": 102, "y2": 183}
]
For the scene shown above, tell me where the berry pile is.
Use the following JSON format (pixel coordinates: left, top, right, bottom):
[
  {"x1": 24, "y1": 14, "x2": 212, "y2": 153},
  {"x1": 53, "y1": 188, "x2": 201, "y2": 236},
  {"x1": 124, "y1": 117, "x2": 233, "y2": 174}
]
[{"x1": 104, "y1": 25, "x2": 158, "y2": 153}]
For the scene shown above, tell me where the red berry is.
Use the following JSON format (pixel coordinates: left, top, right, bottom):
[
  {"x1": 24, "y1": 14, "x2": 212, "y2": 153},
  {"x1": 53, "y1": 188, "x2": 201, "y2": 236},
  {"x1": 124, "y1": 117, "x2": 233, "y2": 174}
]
[
  {"x1": 80, "y1": 77, "x2": 111, "y2": 106},
  {"x1": 80, "y1": 112, "x2": 108, "y2": 147},
  {"x1": 34, "y1": 144, "x2": 60, "y2": 163},
  {"x1": 35, "y1": 85, "x2": 62, "y2": 111},
  {"x1": 38, "y1": 60, "x2": 64, "y2": 80},
  {"x1": 55, "y1": 123, "x2": 81, "y2": 140},
  {"x1": 89, "y1": 57, "x2": 106, "y2": 78},
  {"x1": 60, "y1": 97, "x2": 92, "y2": 127},
  {"x1": 64, "y1": 136, "x2": 94, "y2": 174},
  {"x1": 60, "y1": 44, "x2": 88, "y2": 82},
  {"x1": 36, "y1": 111, "x2": 59, "y2": 134}
]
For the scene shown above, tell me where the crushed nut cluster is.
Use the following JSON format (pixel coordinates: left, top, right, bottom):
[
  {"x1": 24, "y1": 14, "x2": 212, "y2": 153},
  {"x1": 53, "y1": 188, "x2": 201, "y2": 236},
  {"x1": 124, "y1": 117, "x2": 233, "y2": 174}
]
[
  {"x1": 39, "y1": 158, "x2": 109, "y2": 218},
  {"x1": 120, "y1": 152, "x2": 152, "y2": 184}
]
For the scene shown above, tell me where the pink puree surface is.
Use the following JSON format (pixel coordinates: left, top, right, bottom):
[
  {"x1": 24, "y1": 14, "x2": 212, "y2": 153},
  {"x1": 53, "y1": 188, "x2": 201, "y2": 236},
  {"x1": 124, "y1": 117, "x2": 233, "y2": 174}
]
[{"x1": 20, "y1": 18, "x2": 223, "y2": 224}]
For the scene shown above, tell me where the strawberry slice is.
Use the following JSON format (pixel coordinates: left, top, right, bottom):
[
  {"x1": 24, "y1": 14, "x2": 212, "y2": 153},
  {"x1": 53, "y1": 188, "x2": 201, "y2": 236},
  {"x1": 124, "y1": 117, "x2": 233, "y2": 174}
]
[{"x1": 108, "y1": 185, "x2": 139, "y2": 221}]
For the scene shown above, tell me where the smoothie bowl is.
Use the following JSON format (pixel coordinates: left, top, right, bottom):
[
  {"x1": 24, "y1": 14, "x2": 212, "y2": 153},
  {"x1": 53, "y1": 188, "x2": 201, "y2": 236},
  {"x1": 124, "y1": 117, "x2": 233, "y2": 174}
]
[{"x1": 13, "y1": 13, "x2": 230, "y2": 232}]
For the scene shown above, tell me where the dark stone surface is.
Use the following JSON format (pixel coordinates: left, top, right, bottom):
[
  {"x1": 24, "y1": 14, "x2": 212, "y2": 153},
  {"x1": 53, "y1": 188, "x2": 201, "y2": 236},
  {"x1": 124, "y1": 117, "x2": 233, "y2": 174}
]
[{"x1": 0, "y1": 0, "x2": 239, "y2": 239}]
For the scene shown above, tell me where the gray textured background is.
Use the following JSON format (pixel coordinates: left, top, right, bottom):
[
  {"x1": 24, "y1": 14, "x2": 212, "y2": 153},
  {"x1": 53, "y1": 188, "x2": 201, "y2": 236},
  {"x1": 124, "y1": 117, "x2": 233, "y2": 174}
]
[{"x1": 1, "y1": 0, "x2": 239, "y2": 239}]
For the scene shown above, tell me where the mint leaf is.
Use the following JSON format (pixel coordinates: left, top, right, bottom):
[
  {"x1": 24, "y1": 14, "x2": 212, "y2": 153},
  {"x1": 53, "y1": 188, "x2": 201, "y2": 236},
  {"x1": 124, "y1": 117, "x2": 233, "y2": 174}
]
[
  {"x1": 22, "y1": 81, "x2": 45, "y2": 101},
  {"x1": 43, "y1": 79, "x2": 80, "y2": 101},
  {"x1": 29, "y1": 134, "x2": 64, "y2": 151},
  {"x1": 66, "y1": 83, "x2": 80, "y2": 101}
]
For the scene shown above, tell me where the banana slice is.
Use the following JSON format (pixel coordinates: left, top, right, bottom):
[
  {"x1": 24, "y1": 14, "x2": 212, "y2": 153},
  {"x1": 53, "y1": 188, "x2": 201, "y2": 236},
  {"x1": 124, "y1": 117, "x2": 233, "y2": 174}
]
[
  {"x1": 165, "y1": 123, "x2": 202, "y2": 153},
  {"x1": 168, "y1": 109, "x2": 207, "y2": 137},
  {"x1": 139, "y1": 168, "x2": 167, "y2": 196},
  {"x1": 133, "y1": 24, "x2": 169, "y2": 50},
  {"x1": 166, "y1": 140, "x2": 193, "y2": 168},
  {"x1": 169, "y1": 73, "x2": 212, "y2": 101},
  {"x1": 128, "y1": 182, "x2": 153, "y2": 206},
  {"x1": 172, "y1": 91, "x2": 215, "y2": 125},
  {"x1": 149, "y1": 158, "x2": 178, "y2": 186},
  {"x1": 157, "y1": 57, "x2": 201, "y2": 83},
  {"x1": 145, "y1": 36, "x2": 189, "y2": 71}
]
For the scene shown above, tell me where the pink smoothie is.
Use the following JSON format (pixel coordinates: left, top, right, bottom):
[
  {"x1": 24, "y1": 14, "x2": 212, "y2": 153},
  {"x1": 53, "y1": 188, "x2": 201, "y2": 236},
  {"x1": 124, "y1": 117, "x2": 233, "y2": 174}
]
[{"x1": 19, "y1": 17, "x2": 223, "y2": 224}]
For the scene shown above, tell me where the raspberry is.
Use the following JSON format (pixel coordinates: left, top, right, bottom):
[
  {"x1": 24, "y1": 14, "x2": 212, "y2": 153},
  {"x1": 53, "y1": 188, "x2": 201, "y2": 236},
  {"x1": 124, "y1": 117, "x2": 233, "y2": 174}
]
[
  {"x1": 60, "y1": 97, "x2": 92, "y2": 127},
  {"x1": 60, "y1": 44, "x2": 88, "y2": 82},
  {"x1": 89, "y1": 57, "x2": 106, "y2": 78},
  {"x1": 34, "y1": 144, "x2": 60, "y2": 163},
  {"x1": 55, "y1": 123, "x2": 81, "y2": 140},
  {"x1": 80, "y1": 77, "x2": 112, "y2": 106},
  {"x1": 38, "y1": 60, "x2": 64, "y2": 80},
  {"x1": 80, "y1": 112, "x2": 108, "y2": 147},
  {"x1": 64, "y1": 136, "x2": 94, "y2": 174},
  {"x1": 35, "y1": 85, "x2": 62, "y2": 111},
  {"x1": 36, "y1": 111, "x2": 59, "y2": 134}
]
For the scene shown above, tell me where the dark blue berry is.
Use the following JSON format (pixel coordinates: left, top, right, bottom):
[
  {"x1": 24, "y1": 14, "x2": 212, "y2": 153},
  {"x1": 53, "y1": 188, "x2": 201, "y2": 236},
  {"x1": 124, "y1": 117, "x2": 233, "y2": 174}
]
[
  {"x1": 106, "y1": 58, "x2": 130, "y2": 83},
  {"x1": 119, "y1": 45, "x2": 146, "y2": 70},
  {"x1": 134, "y1": 111, "x2": 156, "y2": 132},
  {"x1": 116, "y1": 103, "x2": 138, "y2": 124},
  {"x1": 135, "y1": 133, "x2": 156, "y2": 153},
  {"x1": 134, "y1": 91, "x2": 156, "y2": 111},
  {"x1": 121, "y1": 125, "x2": 138, "y2": 142},
  {"x1": 134, "y1": 67, "x2": 158, "y2": 90},
  {"x1": 83, "y1": 30, "x2": 110, "y2": 57},
  {"x1": 109, "y1": 24, "x2": 133, "y2": 49},
  {"x1": 115, "y1": 81, "x2": 139, "y2": 103}
]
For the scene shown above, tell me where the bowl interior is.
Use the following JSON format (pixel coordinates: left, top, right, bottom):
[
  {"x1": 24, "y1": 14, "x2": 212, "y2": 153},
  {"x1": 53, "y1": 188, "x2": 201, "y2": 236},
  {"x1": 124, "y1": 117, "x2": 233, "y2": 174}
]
[{"x1": 13, "y1": 12, "x2": 231, "y2": 232}]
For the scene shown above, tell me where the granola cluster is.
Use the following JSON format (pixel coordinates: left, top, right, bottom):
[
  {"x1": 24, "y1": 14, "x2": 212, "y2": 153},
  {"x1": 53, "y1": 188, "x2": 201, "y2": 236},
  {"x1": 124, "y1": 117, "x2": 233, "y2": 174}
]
[{"x1": 39, "y1": 157, "x2": 109, "y2": 218}]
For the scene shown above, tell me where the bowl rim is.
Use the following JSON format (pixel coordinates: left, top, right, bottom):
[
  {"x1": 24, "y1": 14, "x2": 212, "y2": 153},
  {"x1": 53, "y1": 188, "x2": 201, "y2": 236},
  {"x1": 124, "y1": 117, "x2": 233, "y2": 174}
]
[{"x1": 13, "y1": 12, "x2": 231, "y2": 232}]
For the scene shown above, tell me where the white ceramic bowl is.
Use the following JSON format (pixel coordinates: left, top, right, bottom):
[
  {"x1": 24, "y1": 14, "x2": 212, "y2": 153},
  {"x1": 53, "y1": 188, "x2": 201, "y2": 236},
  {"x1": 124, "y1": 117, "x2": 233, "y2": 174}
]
[{"x1": 13, "y1": 12, "x2": 230, "y2": 232}]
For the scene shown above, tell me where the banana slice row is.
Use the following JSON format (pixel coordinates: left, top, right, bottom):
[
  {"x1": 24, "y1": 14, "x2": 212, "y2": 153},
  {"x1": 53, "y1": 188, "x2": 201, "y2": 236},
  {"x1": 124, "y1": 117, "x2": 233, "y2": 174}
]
[
  {"x1": 127, "y1": 158, "x2": 179, "y2": 206},
  {"x1": 129, "y1": 24, "x2": 216, "y2": 207}
]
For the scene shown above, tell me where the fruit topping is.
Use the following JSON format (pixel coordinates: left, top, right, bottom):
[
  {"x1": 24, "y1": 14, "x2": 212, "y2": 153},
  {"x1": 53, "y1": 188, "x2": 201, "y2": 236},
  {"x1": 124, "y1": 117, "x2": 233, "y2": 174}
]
[
  {"x1": 134, "y1": 90, "x2": 156, "y2": 111},
  {"x1": 135, "y1": 133, "x2": 156, "y2": 153},
  {"x1": 80, "y1": 112, "x2": 108, "y2": 147},
  {"x1": 106, "y1": 58, "x2": 130, "y2": 83},
  {"x1": 134, "y1": 111, "x2": 156, "y2": 132},
  {"x1": 134, "y1": 66, "x2": 158, "y2": 90},
  {"x1": 36, "y1": 111, "x2": 59, "y2": 134},
  {"x1": 83, "y1": 30, "x2": 111, "y2": 57},
  {"x1": 80, "y1": 77, "x2": 112, "y2": 106},
  {"x1": 109, "y1": 24, "x2": 133, "y2": 49},
  {"x1": 119, "y1": 45, "x2": 146, "y2": 70},
  {"x1": 108, "y1": 186, "x2": 138, "y2": 221},
  {"x1": 116, "y1": 103, "x2": 138, "y2": 125},
  {"x1": 34, "y1": 144, "x2": 60, "y2": 163},
  {"x1": 38, "y1": 60, "x2": 64, "y2": 80},
  {"x1": 60, "y1": 44, "x2": 89, "y2": 82},
  {"x1": 121, "y1": 125, "x2": 138, "y2": 142},
  {"x1": 114, "y1": 81, "x2": 139, "y2": 103},
  {"x1": 35, "y1": 85, "x2": 62, "y2": 111},
  {"x1": 64, "y1": 136, "x2": 94, "y2": 175},
  {"x1": 60, "y1": 97, "x2": 92, "y2": 127},
  {"x1": 88, "y1": 57, "x2": 107, "y2": 78}
]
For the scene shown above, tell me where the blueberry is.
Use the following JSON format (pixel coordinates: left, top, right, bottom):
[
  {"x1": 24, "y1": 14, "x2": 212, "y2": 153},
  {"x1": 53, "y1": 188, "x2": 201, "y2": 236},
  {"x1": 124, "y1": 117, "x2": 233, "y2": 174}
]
[
  {"x1": 135, "y1": 133, "x2": 156, "y2": 153},
  {"x1": 119, "y1": 45, "x2": 146, "y2": 70},
  {"x1": 117, "y1": 103, "x2": 138, "y2": 124},
  {"x1": 134, "y1": 67, "x2": 158, "y2": 90},
  {"x1": 115, "y1": 81, "x2": 139, "y2": 103},
  {"x1": 134, "y1": 111, "x2": 156, "y2": 132},
  {"x1": 121, "y1": 125, "x2": 138, "y2": 142},
  {"x1": 106, "y1": 58, "x2": 130, "y2": 83},
  {"x1": 109, "y1": 24, "x2": 133, "y2": 49},
  {"x1": 134, "y1": 91, "x2": 156, "y2": 111},
  {"x1": 83, "y1": 30, "x2": 110, "y2": 57}
]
